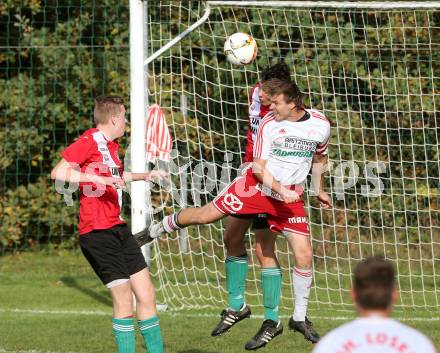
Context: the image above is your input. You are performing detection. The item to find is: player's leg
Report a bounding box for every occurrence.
[224,215,251,311]
[110,281,135,317]
[130,269,157,318]
[245,220,283,350]
[284,232,320,343]
[79,227,137,353]
[122,226,164,353]
[254,221,280,323]
[211,215,252,336]
[109,283,137,353]
[130,269,163,353]
[146,173,258,243]
[148,202,226,239]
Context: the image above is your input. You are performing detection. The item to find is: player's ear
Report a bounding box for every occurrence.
[349,287,357,303]
[391,287,399,305]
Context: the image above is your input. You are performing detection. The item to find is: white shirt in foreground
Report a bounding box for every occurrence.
[313,316,437,353]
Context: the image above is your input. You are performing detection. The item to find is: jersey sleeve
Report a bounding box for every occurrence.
[253,116,273,160]
[62,134,95,166]
[315,122,331,156]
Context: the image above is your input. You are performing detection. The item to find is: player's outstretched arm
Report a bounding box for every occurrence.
[51,158,124,187]
[252,158,300,204]
[311,154,332,208]
[123,170,168,182]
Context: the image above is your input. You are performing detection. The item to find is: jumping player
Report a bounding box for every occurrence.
[139,79,331,350]
[210,63,291,344]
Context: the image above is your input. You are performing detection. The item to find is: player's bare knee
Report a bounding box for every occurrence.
[295,249,313,269]
[135,291,156,308]
[256,241,275,261]
[224,237,246,255]
[257,242,275,257]
[112,292,133,313]
[254,244,275,267]
[259,255,278,268]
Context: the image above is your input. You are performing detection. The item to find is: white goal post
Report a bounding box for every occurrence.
[130,1,440,313]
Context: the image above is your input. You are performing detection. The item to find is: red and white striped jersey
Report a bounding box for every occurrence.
[253,109,330,186]
[146,104,172,162]
[244,82,271,163]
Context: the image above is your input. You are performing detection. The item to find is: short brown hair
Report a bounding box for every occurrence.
[353,257,395,310]
[94,94,125,125]
[261,78,304,109]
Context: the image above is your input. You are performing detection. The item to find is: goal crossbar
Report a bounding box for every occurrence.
[207,1,440,9]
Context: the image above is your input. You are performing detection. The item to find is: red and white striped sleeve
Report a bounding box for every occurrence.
[253,113,274,160]
[311,111,330,156]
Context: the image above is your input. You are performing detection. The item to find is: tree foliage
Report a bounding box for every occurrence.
[1,1,439,255]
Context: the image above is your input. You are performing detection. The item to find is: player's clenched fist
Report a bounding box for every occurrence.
[316,191,332,208]
[280,188,300,204]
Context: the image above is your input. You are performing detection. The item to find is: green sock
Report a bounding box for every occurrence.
[262,267,282,322]
[138,316,163,353]
[226,255,248,311]
[112,317,135,353]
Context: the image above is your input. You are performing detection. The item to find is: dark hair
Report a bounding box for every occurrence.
[261,62,291,82]
[353,257,396,310]
[261,78,304,109]
[94,94,125,125]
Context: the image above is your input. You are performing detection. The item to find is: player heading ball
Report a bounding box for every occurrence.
[137,77,332,349]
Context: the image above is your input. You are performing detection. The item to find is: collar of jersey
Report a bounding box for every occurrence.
[93,128,113,143]
[297,111,310,122]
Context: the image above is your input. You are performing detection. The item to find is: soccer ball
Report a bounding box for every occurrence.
[224,32,258,65]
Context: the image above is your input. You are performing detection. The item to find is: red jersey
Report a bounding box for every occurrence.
[244,82,271,163]
[62,128,125,235]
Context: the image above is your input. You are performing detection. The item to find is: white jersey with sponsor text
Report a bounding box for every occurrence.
[253,109,330,186]
[312,317,437,353]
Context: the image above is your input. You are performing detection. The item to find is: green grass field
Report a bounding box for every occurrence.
[0,251,438,353]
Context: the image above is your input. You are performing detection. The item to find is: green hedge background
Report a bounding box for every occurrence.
[1,1,439,260]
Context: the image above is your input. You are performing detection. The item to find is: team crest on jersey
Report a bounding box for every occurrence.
[250,103,256,112]
[273,136,285,147]
[279,128,286,134]
[221,193,243,213]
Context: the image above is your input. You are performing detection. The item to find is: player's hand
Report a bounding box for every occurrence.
[145,170,169,181]
[92,175,125,189]
[280,188,300,204]
[316,191,332,208]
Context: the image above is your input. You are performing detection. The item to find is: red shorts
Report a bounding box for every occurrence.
[213,170,310,236]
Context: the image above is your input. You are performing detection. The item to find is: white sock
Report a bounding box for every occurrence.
[292,267,312,321]
[162,213,182,233]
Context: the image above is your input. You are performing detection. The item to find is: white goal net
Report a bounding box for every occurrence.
[143,1,440,313]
